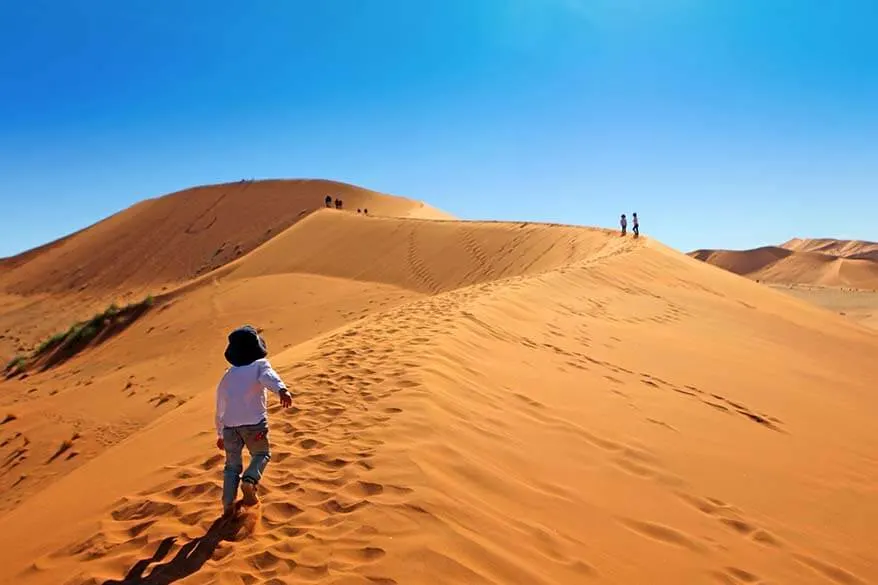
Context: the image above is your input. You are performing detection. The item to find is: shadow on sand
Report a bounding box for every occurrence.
[102,505,256,585]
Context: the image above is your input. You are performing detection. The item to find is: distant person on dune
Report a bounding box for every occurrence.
[324,195,332,208]
[620,214,627,236]
[215,325,293,516]
[363,208,368,215]
[335,198,342,209]
[632,213,639,237]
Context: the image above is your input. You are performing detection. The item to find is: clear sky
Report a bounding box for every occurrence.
[1,0,876,257]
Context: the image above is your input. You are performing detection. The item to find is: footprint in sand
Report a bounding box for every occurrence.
[299,438,323,450]
[712,567,762,584]
[346,480,384,497]
[619,518,707,553]
[794,554,868,585]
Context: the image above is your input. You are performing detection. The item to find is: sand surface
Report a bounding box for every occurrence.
[767,284,878,330]
[1,183,877,585]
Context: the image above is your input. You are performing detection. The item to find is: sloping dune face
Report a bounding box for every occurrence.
[225,211,623,294]
[0,211,876,585]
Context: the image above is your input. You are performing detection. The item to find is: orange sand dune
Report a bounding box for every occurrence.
[0,178,448,297]
[689,246,793,276]
[0,211,618,515]
[1,195,877,585]
[0,179,449,360]
[691,243,878,289]
[221,211,622,294]
[782,237,878,261]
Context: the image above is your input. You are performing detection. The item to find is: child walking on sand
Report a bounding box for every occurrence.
[215,325,293,516]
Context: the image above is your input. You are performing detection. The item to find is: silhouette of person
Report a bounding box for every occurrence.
[335,198,342,209]
[632,213,639,237]
[357,209,361,214]
[324,195,332,208]
[363,208,368,215]
[620,214,627,236]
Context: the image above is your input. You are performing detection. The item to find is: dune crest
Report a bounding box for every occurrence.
[0,189,876,585]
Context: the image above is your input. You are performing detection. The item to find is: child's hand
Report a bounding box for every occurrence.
[216,437,224,450]
[280,390,293,408]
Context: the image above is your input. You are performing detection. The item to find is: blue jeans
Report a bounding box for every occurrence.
[222,420,271,508]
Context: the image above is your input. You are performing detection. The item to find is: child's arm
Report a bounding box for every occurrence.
[258,360,288,393]
[259,361,293,407]
[215,381,226,438]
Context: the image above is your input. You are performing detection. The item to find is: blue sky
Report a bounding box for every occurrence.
[1,0,876,257]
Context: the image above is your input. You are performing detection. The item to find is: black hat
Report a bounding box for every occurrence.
[224,325,267,367]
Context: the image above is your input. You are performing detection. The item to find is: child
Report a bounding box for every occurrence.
[632,212,639,237]
[215,325,293,516]
[620,213,627,236]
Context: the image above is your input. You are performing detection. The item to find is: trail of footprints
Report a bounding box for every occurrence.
[51,286,488,585]
[636,374,784,432]
[405,230,442,294]
[507,371,865,585]
[33,240,854,585]
[520,322,783,434]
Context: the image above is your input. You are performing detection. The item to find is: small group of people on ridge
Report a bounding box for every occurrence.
[324,194,369,215]
[620,213,640,237]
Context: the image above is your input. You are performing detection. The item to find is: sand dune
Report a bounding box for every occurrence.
[782,237,878,261]
[689,246,794,276]
[774,284,878,330]
[0,178,448,298]
[691,242,878,289]
[223,211,623,294]
[1,188,877,585]
[0,179,449,361]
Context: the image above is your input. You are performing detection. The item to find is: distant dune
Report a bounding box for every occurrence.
[690,239,878,289]
[690,239,878,329]
[782,237,878,262]
[689,246,794,276]
[0,185,876,585]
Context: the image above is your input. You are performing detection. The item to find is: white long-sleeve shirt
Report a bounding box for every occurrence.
[215,358,287,436]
